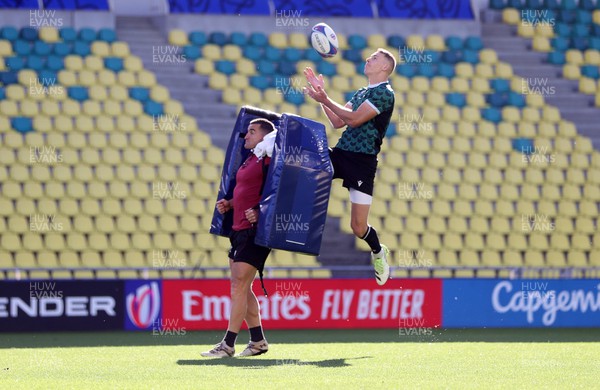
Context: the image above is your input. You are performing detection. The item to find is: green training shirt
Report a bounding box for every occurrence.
[335,81,395,155]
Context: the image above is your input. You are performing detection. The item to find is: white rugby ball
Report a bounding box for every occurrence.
[310,22,338,58]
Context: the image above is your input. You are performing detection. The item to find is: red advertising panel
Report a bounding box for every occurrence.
[161,279,442,330]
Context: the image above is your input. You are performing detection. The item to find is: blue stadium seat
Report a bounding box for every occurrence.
[60,28,77,42]
[104,57,123,72]
[487,92,508,107]
[506,0,522,8]
[543,0,560,10]
[183,45,201,60]
[572,24,590,38]
[356,62,365,74]
[243,46,263,61]
[46,56,64,71]
[317,61,336,77]
[348,35,367,50]
[305,49,323,62]
[68,86,89,101]
[230,32,247,46]
[5,57,25,71]
[397,64,416,78]
[78,28,97,42]
[438,63,455,78]
[589,37,600,50]
[580,0,596,11]
[53,42,71,56]
[512,138,534,153]
[560,0,577,10]
[388,35,405,48]
[551,37,569,51]
[447,92,466,107]
[1,26,19,41]
[524,0,543,9]
[13,40,31,56]
[34,41,52,56]
[20,27,38,41]
[442,50,461,64]
[38,70,57,86]
[257,59,276,75]
[284,91,304,105]
[73,41,91,56]
[343,49,362,63]
[209,32,228,46]
[572,37,589,50]
[446,36,463,50]
[264,46,282,61]
[0,71,18,84]
[463,50,479,64]
[129,87,150,102]
[279,61,296,76]
[559,10,577,24]
[555,23,571,37]
[215,60,236,75]
[11,117,33,133]
[465,37,483,51]
[98,28,117,42]
[491,78,510,92]
[26,55,44,71]
[0,87,5,100]
[249,32,268,47]
[250,75,270,90]
[189,31,207,46]
[481,108,502,123]
[283,48,302,62]
[144,101,164,116]
[508,92,526,107]
[576,10,592,24]
[581,65,600,79]
[489,0,506,10]
[547,51,566,64]
[418,63,436,78]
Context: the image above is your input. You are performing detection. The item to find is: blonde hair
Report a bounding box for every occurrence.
[377,48,396,75]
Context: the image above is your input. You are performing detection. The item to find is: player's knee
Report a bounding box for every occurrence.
[350,220,366,237]
[230,274,249,296]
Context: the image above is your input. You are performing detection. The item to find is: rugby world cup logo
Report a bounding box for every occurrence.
[126,282,161,329]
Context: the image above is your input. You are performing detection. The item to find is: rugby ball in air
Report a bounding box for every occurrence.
[310,23,338,58]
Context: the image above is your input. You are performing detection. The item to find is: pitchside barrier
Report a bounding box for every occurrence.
[1,277,600,332]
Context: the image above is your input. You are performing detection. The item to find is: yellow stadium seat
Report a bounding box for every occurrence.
[222,44,242,61]
[405,35,425,49]
[451,78,469,93]
[195,58,214,75]
[169,29,188,46]
[85,55,104,71]
[426,35,445,50]
[496,62,513,78]
[566,49,584,65]
[269,32,287,48]
[562,63,581,80]
[479,49,498,64]
[202,44,221,60]
[289,33,309,48]
[0,40,13,56]
[517,24,535,38]
[124,56,143,72]
[475,63,494,78]
[502,8,520,24]
[111,42,130,57]
[91,41,110,57]
[532,36,551,52]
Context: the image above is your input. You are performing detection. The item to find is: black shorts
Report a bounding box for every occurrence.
[329,147,378,196]
[228,227,271,272]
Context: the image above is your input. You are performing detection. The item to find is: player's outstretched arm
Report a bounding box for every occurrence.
[306,83,377,128]
[303,67,345,128]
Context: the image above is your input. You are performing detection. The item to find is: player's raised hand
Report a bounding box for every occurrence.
[304,83,328,103]
[303,67,324,89]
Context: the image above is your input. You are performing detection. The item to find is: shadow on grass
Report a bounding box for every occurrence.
[2,329,600,349]
[177,356,372,369]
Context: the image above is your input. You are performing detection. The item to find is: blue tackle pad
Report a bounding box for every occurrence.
[210,106,333,256]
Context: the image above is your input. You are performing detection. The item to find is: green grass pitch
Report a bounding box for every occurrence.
[1,329,599,389]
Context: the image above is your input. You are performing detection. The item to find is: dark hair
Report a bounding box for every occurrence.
[249,118,276,134]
